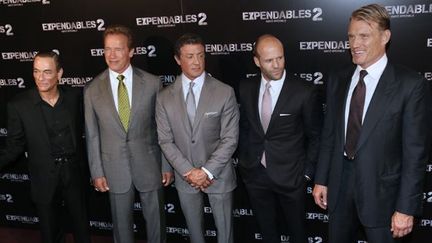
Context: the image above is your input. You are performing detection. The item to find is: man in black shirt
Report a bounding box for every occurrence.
[0,51,91,243]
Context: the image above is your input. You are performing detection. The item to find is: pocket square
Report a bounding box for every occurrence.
[204,112,219,117]
[279,113,292,117]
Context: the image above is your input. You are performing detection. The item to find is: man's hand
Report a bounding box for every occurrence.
[391,211,414,238]
[312,184,328,210]
[162,172,174,186]
[184,168,212,189]
[93,177,110,192]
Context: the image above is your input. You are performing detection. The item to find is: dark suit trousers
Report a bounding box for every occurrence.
[240,164,306,243]
[35,161,90,243]
[329,157,401,243]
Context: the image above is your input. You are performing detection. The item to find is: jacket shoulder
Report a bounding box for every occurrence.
[133,67,160,83]
[85,69,108,90]
[207,75,233,92]
[239,75,259,89]
[391,63,424,83]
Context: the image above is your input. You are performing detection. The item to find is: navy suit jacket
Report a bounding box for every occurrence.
[315,63,430,227]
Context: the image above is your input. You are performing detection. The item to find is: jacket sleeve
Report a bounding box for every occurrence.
[396,75,429,216]
[202,88,239,178]
[0,102,26,170]
[84,84,104,179]
[302,86,323,180]
[314,73,337,186]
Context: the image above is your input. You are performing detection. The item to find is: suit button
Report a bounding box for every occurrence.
[192,140,195,143]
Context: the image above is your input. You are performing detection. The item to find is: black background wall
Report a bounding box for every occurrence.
[0,0,431,242]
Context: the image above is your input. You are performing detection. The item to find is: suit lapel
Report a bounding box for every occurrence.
[338,67,356,149]
[193,75,215,132]
[356,63,397,151]
[250,77,264,135]
[171,76,192,134]
[267,75,293,132]
[99,70,125,133]
[130,69,145,129]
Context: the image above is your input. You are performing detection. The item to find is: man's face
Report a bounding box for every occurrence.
[254,38,285,81]
[104,34,134,73]
[348,19,390,69]
[33,56,62,94]
[175,44,205,80]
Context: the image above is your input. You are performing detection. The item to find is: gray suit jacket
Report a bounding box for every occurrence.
[84,67,171,194]
[156,74,239,194]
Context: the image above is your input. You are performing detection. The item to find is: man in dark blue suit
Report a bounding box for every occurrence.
[313,4,430,243]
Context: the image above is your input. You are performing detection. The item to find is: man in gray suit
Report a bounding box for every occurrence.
[84,25,173,243]
[156,33,239,243]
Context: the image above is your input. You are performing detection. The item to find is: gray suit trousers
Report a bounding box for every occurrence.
[178,191,234,243]
[109,185,165,243]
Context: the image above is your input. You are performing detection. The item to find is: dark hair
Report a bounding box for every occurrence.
[174,33,204,57]
[351,4,390,31]
[35,50,62,71]
[103,24,135,49]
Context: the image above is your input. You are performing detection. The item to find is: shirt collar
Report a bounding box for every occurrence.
[109,65,133,81]
[355,54,387,80]
[35,86,63,106]
[260,69,286,89]
[181,71,206,90]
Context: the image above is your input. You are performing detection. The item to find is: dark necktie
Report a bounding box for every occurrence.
[345,70,368,159]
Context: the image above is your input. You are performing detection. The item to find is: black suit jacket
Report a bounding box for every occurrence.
[315,63,430,227]
[0,87,87,203]
[238,73,322,189]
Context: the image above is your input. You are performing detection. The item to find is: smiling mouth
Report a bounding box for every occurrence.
[352,50,365,55]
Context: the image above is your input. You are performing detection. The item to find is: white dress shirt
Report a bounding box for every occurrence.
[181,72,205,107]
[258,70,286,118]
[344,54,388,139]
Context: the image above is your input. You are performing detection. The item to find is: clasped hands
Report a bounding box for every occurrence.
[184,168,213,191]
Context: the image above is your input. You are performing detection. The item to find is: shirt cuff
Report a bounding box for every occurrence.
[201,167,214,180]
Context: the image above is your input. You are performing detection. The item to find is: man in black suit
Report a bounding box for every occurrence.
[237,34,322,243]
[313,4,430,243]
[0,51,91,243]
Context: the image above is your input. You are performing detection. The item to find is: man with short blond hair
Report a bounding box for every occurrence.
[313,4,430,242]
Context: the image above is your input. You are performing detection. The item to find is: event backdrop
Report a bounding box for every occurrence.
[0,0,431,242]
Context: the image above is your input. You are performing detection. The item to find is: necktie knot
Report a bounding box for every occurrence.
[265,81,271,90]
[189,81,195,91]
[359,70,368,81]
[117,74,125,83]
